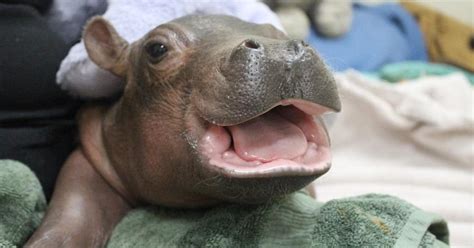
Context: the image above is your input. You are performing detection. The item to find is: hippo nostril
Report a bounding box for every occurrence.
[291,40,304,51]
[241,39,261,50]
[288,40,308,57]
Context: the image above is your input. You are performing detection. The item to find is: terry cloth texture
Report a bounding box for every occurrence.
[0,3,79,200]
[312,71,473,247]
[44,0,108,47]
[0,159,449,248]
[56,0,283,99]
[0,160,46,248]
[401,2,474,72]
[306,3,427,72]
[375,61,474,85]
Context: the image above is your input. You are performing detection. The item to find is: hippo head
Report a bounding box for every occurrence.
[83,15,340,207]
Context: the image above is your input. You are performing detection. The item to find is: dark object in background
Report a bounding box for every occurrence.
[469,35,474,50]
[0,3,79,200]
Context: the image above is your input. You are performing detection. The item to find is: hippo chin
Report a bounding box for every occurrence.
[26,15,340,247]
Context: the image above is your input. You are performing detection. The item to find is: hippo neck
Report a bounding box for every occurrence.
[99,99,173,205]
[102,102,140,203]
[79,103,138,205]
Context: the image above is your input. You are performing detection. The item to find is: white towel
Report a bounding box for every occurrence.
[56,0,283,98]
[312,71,474,247]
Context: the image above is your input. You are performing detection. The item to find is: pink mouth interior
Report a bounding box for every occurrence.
[200,102,332,178]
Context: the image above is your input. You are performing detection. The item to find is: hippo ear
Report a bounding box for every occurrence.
[84,17,129,77]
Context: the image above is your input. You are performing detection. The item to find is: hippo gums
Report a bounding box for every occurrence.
[26,15,340,247]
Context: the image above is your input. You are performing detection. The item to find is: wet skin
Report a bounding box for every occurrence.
[26,15,340,247]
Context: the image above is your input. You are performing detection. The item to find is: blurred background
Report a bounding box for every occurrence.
[264,0,474,73]
[363,0,473,26]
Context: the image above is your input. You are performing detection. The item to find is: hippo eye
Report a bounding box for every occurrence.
[146,42,168,62]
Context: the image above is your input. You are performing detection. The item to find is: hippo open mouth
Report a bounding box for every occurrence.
[199,99,332,178]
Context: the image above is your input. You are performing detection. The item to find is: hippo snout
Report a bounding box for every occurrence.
[193,37,341,126]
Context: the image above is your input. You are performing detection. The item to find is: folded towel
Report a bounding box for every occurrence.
[108,193,449,248]
[44,0,108,47]
[315,71,473,246]
[0,159,449,247]
[56,0,283,99]
[0,160,45,247]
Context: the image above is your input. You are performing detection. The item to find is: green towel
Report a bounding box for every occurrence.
[0,160,450,248]
[0,160,46,248]
[373,61,474,85]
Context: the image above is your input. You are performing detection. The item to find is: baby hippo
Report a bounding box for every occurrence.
[26,15,340,247]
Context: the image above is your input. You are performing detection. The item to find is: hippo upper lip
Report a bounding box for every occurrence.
[194,71,341,126]
[198,98,337,127]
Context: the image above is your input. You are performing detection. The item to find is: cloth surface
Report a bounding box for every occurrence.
[402,2,474,72]
[0,160,45,248]
[44,0,108,47]
[0,160,449,248]
[0,3,79,200]
[312,71,473,247]
[56,0,283,99]
[375,61,474,85]
[307,3,427,72]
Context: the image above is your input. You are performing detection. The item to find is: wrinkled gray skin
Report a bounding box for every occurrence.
[26,15,340,247]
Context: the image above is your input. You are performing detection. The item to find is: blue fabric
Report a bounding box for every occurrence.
[307,4,427,72]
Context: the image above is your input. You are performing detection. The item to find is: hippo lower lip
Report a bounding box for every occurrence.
[199,100,332,178]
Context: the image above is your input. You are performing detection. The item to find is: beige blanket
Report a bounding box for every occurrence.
[313,71,473,247]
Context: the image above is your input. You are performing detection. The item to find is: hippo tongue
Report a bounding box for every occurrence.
[228,111,308,162]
